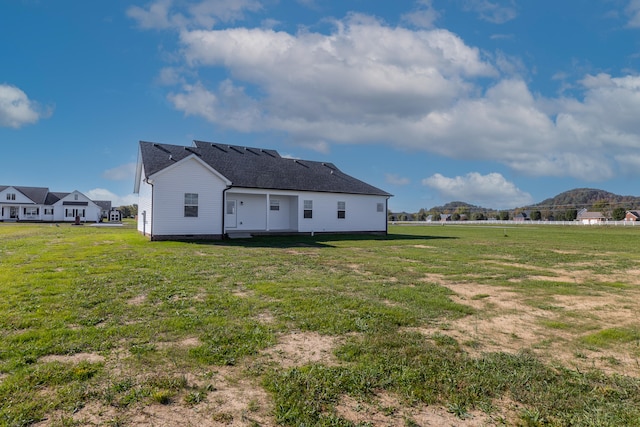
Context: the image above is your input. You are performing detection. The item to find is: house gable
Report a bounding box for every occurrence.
[625,211,640,221]
[1,186,47,204]
[146,153,232,187]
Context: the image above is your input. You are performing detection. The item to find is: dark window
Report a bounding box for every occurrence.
[303,200,313,219]
[337,201,346,219]
[184,193,198,217]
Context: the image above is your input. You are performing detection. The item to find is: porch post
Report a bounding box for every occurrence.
[266,193,270,231]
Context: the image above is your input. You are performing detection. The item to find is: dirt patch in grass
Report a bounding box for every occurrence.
[231,288,252,298]
[256,310,276,324]
[419,273,448,285]
[156,337,201,350]
[347,263,372,276]
[127,294,147,306]
[262,331,340,368]
[498,261,640,287]
[52,366,274,427]
[284,249,320,256]
[40,352,105,364]
[335,391,504,426]
[427,277,640,377]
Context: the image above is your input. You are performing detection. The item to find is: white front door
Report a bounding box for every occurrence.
[9,207,18,219]
[226,200,237,228]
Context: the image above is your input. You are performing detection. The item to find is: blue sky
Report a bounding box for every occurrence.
[2,0,640,212]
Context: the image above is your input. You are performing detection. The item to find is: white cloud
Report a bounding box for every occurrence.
[187,0,262,28]
[86,188,138,207]
[462,0,517,24]
[156,67,186,86]
[402,0,440,29]
[385,173,411,186]
[422,172,533,209]
[102,163,137,181]
[626,0,640,28]
[168,80,263,131]
[127,0,178,29]
[137,9,640,183]
[127,0,261,30]
[0,84,50,129]
[172,15,496,143]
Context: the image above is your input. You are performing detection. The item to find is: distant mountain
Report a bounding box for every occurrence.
[428,201,491,213]
[528,188,640,210]
[422,188,640,214]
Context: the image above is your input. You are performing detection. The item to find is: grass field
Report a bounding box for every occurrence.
[1,222,640,426]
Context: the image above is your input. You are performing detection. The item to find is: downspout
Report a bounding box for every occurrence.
[146,178,154,239]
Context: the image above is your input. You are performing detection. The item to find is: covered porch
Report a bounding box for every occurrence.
[1,205,41,221]
[224,190,299,234]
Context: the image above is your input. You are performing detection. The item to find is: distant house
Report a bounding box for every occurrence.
[440,214,452,222]
[577,210,605,225]
[390,212,413,221]
[134,140,391,240]
[513,212,529,222]
[0,185,103,222]
[94,200,112,220]
[625,211,640,221]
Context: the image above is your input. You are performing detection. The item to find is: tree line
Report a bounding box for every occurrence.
[389,206,631,222]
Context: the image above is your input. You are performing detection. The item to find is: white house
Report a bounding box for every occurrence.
[577,209,606,225]
[134,140,392,240]
[0,185,104,223]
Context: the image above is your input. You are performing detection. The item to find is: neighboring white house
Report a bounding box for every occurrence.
[134,140,392,240]
[0,185,104,223]
[577,209,606,225]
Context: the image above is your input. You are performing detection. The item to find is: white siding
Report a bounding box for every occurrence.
[296,192,387,233]
[233,193,267,230]
[268,195,294,230]
[226,188,387,233]
[149,157,227,237]
[137,172,153,235]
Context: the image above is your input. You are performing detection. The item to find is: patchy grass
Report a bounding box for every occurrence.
[1,222,640,425]
[581,328,640,347]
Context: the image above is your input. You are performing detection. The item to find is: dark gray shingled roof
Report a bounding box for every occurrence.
[94,200,112,211]
[139,140,391,197]
[45,192,67,205]
[0,186,49,204]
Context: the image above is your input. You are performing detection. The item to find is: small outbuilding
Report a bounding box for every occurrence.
[109,208,122,222]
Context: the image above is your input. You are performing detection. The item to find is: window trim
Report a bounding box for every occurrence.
[337,201,346,219]
[184,193,199,218]
[303,200,313,219]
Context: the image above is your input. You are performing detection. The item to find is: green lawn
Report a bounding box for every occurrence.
[1,222,640,426]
